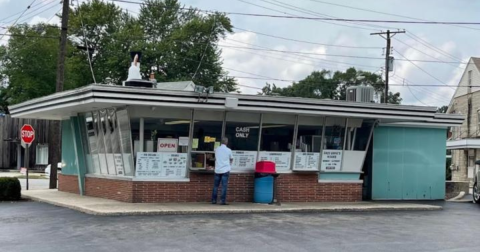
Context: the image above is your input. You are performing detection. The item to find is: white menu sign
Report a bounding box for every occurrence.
[135,152,187,178]
[114,154,125,175]
[258,152,291,171]
[320,150,343,171]
[232,151,257,171]
[294,152,319,171]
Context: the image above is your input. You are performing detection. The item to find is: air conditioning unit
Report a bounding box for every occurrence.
[346,86,375,103]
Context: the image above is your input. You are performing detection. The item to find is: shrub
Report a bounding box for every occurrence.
[0,177,21,201]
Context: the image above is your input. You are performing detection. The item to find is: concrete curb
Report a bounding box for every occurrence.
[22,194,443,216]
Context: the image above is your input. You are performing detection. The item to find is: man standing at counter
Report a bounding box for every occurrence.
[212,137,233,205]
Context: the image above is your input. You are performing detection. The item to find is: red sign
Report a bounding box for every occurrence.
[21,124,35,145]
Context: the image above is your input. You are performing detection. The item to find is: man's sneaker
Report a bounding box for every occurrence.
[221,202,229,205]
[211,201,217,204]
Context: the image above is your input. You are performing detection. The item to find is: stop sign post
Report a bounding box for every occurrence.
[20,124,35,190]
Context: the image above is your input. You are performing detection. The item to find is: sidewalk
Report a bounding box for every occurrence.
[22,190,443,216]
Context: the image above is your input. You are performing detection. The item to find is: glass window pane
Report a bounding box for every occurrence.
[296,116,324,152]
[225,112,260,151]
[353,120,374,151]
[294,116,323,171]
[134,109,192,179]
[193,110,223,152]
[117,109,134,176]
[324,117,346,150]
[144,118,190,153]
[100,110,116,175]
[260,114,295,152]
[93,111,109,175]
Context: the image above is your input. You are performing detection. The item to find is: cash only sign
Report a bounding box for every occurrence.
[21,124,35,190]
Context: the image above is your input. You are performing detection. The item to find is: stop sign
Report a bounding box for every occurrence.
[21,124,35,145]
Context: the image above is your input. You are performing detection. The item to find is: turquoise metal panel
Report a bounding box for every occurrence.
[372,127,389,199]
[402,128,420,200]
[61,119,78,175]
[387,127,404,199]
[373,126,446,200]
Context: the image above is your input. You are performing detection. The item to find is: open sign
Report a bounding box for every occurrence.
[157,138,178,152]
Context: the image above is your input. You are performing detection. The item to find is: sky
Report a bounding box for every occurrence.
[1,0,480,107]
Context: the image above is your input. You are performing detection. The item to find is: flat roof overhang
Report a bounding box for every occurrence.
[447,139,480,150]
[8,84,465,127]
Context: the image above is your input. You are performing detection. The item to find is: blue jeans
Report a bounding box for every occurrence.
[212,172,230,203]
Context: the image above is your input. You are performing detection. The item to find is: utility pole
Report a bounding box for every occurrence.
[370,30,405,103]
[49,0,70,189]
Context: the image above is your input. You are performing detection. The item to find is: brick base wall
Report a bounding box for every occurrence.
[85,177,133,202]
[58,173,362,203]
[58,174,79,194]
[277,174,362,202]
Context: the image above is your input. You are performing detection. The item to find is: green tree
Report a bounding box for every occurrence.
[68,0,236,91]
[0,24,89,105]
[437,105,448,113]
[260,67,402,104]
[259,70,335,98]
[137,0,236,91]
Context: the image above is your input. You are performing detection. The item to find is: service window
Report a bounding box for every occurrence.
[191,110,223,170]
[133,108,192,179]
[225,112,261,172]
[320,117,346,172]
[259,114,295,172]
[293,116,324,171]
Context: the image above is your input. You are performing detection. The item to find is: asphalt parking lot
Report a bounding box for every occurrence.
[1,200,480,252]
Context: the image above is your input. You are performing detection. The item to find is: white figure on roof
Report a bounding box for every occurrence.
[127,54,142,80]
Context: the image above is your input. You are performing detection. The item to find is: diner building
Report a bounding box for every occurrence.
[9,83,463,202]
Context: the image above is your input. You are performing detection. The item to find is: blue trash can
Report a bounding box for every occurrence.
[254,173,274,203]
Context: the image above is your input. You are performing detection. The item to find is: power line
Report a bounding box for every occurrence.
[222,38,381,69]
[218,44,469,64]
[108,0,480,26]
[393,37,463,69]
[16,0,62,25]
[0,33,58,39]
[405,32,462,62]
[303,0,480,31]
[393,49,454,90]
[233,26,381,49]
[0,0,48,23]
[406,84,428,106]
[259,0,399,30]
[238,0,377,31]
[192,15,216,79]
[0,0,38,41]
[76,0,97,84]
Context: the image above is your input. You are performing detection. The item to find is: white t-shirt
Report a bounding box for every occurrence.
[215,144,233,174]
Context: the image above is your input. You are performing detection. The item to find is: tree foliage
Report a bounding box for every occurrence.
[259,67,402,104]
[0,0,236,111]
[436,105,448,113]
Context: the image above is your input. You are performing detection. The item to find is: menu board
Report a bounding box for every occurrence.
[232,151,257,171]
[135,152,187,178]
[258,152,291,171]
[294,152,319,171]
[320,150,343,171]
[114,154,125,175]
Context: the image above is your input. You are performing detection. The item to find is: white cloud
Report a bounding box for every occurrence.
[28,15,60,26]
